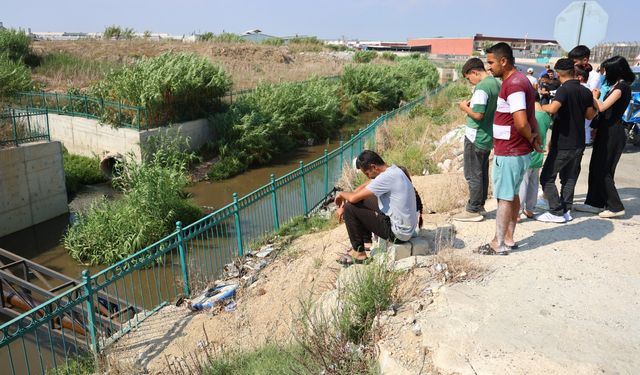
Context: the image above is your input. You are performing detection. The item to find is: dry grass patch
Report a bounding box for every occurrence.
[434,248,487,284]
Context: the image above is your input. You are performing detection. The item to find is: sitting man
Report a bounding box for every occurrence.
[335,150,417,263]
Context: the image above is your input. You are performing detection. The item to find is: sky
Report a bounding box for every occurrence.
[2,0,636,43]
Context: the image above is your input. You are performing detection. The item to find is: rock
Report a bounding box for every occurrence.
[336,264,367,289]
[378,343,414,375]
[256,244,275,258]
[442,159,452,171]
[412,323,422,336]
[387,237,433,263]
[433,263,448,273]
[412,301,424,313]
[223,263,240,278]
[393,255,434,271]
[242,274,257,287]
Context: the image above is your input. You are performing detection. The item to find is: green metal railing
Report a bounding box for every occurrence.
[14,92,149,130]
[0,89,430,374]
[0,108,50,147]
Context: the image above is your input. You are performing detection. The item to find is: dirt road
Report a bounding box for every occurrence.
[416,145,640,374]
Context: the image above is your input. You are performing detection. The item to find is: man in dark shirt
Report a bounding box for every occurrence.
[536,58,596,223]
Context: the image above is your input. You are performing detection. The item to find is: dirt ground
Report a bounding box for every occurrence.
[106,145,640,374]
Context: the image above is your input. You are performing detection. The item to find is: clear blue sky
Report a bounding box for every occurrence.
[2,0,635,42]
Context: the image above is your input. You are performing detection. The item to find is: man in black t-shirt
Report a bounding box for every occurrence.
[536,58,597,223]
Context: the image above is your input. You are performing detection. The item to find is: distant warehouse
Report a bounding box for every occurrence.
[408,33,560,57]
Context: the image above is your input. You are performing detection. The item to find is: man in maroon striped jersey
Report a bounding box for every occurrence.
[477,43,541,256]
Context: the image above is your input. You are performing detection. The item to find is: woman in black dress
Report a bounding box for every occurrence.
[577,56,635,218]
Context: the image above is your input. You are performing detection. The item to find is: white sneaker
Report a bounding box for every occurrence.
[536,212,567,223]
[574,204,603,214]
[563,211,573,222]
[598,210,625,218]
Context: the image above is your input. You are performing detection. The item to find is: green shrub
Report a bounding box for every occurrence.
[327,44,349,52]
[198,32,245,43]
[0,28,31,63]
[288,36,323,45]
[64,134,202,264]
[393,58,439,99]
[210,77,340,178]
[63,151,107,197]
[261,37,284,46]
[207,156,247,180]
[338,262,398,343]
[102,25,134,39]
[381,52,396,61]
[47,354,94,375]
[353,50,377,63]
[341,64,399,111]
[205,344,315,375]
[0,54,32,97]
[90,52,232,127]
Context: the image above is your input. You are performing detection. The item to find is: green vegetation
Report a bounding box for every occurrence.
[205,344,315,375]
[103,25,135,39]
[380,52,396,61]
[377,81,471,175]
[353,50,377,63]
[63,151,107,197]
[90,52,232,126]
[261,37,284,46]
[0,28,31,63]
[288,36,323,45]
[197,32,246,43]
[0,54,32,96]
[47,354,94,375]
[64,133,202,264]
[209,77,341,180]
[276,215,338,240]
[35,52,120,82]
[341,58,439,115]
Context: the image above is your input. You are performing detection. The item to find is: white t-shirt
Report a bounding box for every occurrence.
[526,75,538,88]
[365,165,417,240]
[587,70,601,90]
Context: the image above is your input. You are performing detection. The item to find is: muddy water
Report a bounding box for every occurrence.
[0,111,380,280]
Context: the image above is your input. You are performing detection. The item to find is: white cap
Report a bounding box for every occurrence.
[527,67,534,73]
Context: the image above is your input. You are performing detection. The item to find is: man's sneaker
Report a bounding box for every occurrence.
[535,212,567,223]
[598,210,625,218]
[574,204,603,214]
[453,210,484,222]
[563,211,573,222]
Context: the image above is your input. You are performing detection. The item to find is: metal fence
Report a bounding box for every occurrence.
[0,90,430,374]
[0,108,50,148]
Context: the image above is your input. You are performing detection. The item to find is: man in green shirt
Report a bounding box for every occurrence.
[518,94,552,219]
[454,58,501,222]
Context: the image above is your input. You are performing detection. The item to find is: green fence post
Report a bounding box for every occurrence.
[55,92,60,112]
[339,140,344,168]
[82,270,99,360]
[136,107,141,130]
[45,109,50,141]
[270,174,280,230]
[11,109,18,147]
[358,128,363,152]
[233,193,244,256]
[323,149,329,197]
[84,95,88,115]
[175,221,190,297]
[300,161,308,215]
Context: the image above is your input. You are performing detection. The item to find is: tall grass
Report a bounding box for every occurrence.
[0,28,31,63]
[353,50,377,63]
[209,77,341,180]
[64,134,202,264]
[63,150,107,197]
[90,52,232,127]
[34,52,121,89]
[198,32,246,43]
[375,81,470,175]
[0,54,32,97]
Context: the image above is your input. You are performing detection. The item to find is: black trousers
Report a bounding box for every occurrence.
[585,122,626,212]
[539,146,584,216]
[343,199,397,252]
[463,138,491,213]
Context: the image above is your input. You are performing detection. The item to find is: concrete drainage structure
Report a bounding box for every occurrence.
[100,153,123,179]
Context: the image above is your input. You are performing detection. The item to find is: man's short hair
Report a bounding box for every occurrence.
[356,150,385,171]
[568,45,591,60]
[485,42,515,66]
[554,58,575,77]
[461,58,485,75]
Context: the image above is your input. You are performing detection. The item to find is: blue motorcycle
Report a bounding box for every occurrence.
[623,67,640,145]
